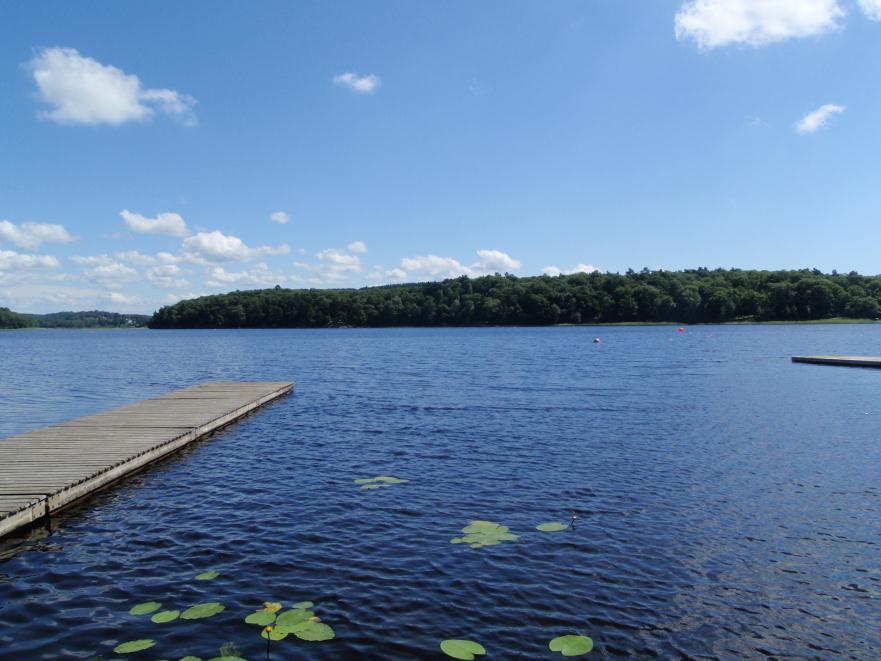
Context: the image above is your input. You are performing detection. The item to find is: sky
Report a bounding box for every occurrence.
[1,0,880,313]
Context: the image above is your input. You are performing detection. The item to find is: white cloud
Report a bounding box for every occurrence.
[146,264,188,289]
[120,209,190,237]
[333,72,381,94]
[675,0,844,49]
[27,47,196,126]
[347,241,368,254]
[399,250,522,279]
[0,250,61,271]
[542,263,600,276]
[368,267,408,282]
[205,263,287,288]
[293,247,364,282]
[859,0,881,19]
[70,254,113,266]
[83,261,138,288]
[794,103,846,134]
[475,249,521,272]
[0,220,74,250]
[182,230,288,263]
[108,292,141,305]
[400,255,470,279]
[270,211,290,224]
[114,250,158,265]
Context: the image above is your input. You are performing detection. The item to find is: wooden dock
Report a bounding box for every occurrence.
[0,381,293,539]
[792,355,881,368]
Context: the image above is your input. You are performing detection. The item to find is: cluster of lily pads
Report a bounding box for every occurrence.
[109,501,595,658]
[354,475,409,490]
[246,599,335,643]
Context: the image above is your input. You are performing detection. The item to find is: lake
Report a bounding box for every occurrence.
[1,325,880,658]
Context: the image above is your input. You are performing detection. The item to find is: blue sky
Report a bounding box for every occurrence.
[1,0,880,313]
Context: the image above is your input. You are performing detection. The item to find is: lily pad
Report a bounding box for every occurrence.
[195,570,219,581]
[294,621,335,642]
[245,610,276,626]
[151,609,179,623]
[181,602,225,620]
[451,520,518,550]
[129,601,162,615]
[113,639,156,653]
[292,600,314,609]
[360,483,390,490]
[537,522,569,532]
[549,634,594,656]
[276,608,314,626]
[261,601,283,613]
[180,657,204,661]
[440,639,486,659]
[261,626,289,641]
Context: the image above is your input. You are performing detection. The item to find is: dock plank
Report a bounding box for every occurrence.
[0,380,293,538]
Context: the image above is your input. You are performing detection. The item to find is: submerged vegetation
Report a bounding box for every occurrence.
[150,268,881,328]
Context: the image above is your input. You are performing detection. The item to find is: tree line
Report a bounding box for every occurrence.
[149,268,881,328]
[0,309,151,329]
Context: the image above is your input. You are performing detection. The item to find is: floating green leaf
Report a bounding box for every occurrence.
[179,657,204,661]
[440,639,486,659]
[276,608,314,626]
[151,609,179,623]
[129,601,161,615]
[292,601,314,609]
[537,522,569,532]
[451,520,518,550]
[181,602,225,620]
[549,634,594,656]
[195,570,220,581]
[261,626,289,641]
[113,639,156,653]
[245,610,276,626]
[295,622,335,642]
[360,483,389,490]
[260,601,283,613]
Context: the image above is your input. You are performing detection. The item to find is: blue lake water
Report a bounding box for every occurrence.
[1,326,880,659]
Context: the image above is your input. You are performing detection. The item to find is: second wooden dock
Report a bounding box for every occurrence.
[792,355,881,368]
[0,380,293,539]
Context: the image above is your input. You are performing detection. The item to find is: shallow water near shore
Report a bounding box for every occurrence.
[1,325,880,658]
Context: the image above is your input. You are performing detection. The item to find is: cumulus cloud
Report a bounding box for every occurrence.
[542,263,600,276]
[475,249,521,271]
[120,209,189,237]
[399,250,521,279]
[347,241,368,254]
[0,220,74,250]
[795,103,846,134]
[859,0,881,19]
[0,249,61,271]
[108,292,141,305]
[27,47,196,126]
[333,72,381,94]
[146,264,188,289]
[368,267,408,282]
[270,211,290,224]
[675,0,844,49]
[83,261,138,288]
[205,263,287,288]
[182,230,289,263]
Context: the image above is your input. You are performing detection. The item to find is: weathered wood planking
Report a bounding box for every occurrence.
[792,356,881,368]
[0,381,293,538]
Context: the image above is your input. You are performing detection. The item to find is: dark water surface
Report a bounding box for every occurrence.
[1,326,880,659]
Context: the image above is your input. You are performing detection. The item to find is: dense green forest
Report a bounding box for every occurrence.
[0,309,151,329]
[150,269,881,328]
